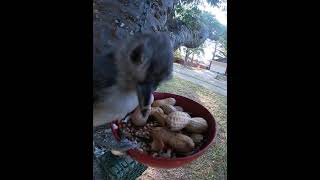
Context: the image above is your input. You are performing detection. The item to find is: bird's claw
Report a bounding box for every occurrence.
[111,138,139,156]
[122,114,131,123]
[111,123,119,130]
[110,116,138,156]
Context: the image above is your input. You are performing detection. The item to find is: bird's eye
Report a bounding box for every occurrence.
[130,44,144,64]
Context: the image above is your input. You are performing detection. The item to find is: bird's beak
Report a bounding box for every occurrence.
[136,83,153,117]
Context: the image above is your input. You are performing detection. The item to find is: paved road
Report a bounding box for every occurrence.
[173,63,227,96]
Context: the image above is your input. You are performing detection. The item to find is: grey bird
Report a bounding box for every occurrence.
[93,32,173,153]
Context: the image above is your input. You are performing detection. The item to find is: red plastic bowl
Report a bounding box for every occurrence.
[112,92,217,168]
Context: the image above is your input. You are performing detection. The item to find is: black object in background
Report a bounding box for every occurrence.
[0,1,92,180]
[228,0,320,179]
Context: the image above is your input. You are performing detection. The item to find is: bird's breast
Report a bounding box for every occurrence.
[93,87,139,127]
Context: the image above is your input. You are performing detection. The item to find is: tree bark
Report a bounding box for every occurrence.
[209,60,212,70]
[191,53,195,64]
[94,0,212,57]
[184,49,191,67]
[212,41,218,61]
[166,18,209,50]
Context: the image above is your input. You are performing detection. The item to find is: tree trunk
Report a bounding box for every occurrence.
[184,49,190,67]
[191,53,195,64]
[212,41,218,61]
[167,18,209,50]
[94,0,213,57]
[209,60,213,70]
[208,41,218,70]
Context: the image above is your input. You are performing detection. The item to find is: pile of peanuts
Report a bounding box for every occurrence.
[121,95,208,158]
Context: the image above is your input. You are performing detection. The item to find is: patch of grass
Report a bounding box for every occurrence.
[148,76,227,180]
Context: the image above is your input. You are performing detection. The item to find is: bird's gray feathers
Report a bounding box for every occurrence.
[93,52,118,103]
[93,32,173,126]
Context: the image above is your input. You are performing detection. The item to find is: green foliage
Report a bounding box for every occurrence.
[207,0,220,6]
[200,11,225,36]
[217,31,227,58]
[179,0,221,7]
[175,4,203,29]
[217,46,227,58]
[174,48,183,59]
[175,0,227,59]
[189,44,205,57]
[174,2,226,37]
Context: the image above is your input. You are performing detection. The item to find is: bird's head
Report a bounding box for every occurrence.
[116,32,174,116]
